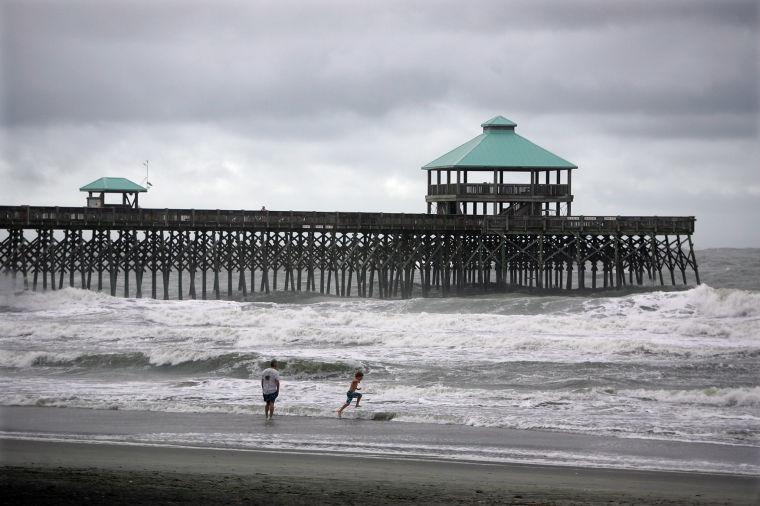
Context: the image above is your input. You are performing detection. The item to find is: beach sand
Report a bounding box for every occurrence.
[4,439,759,505]
[1,406,758,504]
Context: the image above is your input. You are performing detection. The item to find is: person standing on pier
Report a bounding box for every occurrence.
[261,360,280,420]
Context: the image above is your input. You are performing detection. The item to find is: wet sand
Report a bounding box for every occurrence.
[1,438,758,505]
[1,406,759,504]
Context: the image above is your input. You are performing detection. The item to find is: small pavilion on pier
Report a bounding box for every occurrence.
[423,116,577,216]
[80,177,147,209]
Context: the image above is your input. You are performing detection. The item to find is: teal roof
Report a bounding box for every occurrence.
[79,177,147,193]
[423,116,577,170]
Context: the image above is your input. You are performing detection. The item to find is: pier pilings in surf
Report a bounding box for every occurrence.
[0,207,699,299]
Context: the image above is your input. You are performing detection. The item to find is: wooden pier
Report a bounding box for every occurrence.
[0,206,698,299]
[0,116,700,299]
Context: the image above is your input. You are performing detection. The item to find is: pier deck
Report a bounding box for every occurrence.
[0,206,694,235]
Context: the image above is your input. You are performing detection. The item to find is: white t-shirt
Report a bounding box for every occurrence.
[261,368,280,395]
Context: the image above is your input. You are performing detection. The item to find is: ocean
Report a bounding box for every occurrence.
[1,248,758,474]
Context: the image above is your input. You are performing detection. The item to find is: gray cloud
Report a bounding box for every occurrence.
[2,0,756,128]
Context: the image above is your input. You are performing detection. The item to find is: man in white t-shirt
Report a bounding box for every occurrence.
[261,359,280,420]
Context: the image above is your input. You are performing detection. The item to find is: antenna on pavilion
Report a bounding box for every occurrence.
[142,160,153,189]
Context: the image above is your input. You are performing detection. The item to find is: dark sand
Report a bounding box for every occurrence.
[3,439,759,504]
[1,406,758,504]
[0,439,760,504]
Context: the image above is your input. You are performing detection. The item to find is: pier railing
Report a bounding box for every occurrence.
[0,206,694,235]
[484,215,694,234]
[428,183,570,199]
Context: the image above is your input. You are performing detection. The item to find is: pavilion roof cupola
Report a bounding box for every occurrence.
[481,115,517,131]
[80,177,147,209]
[423,116,577,217]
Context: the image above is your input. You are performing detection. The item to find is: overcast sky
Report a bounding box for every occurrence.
[1,0,758,247]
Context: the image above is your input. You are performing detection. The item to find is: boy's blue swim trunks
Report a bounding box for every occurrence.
[263,392,278,403]
[346,390,362,403]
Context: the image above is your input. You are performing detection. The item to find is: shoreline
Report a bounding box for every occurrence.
[3,438,759,505]
[2,405,759,475]
[1,406,759,503]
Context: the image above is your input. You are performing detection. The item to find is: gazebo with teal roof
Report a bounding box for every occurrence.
[79,177,147,209]
[423,116,577,216]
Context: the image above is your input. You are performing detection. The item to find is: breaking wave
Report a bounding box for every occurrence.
[0,349,364,380]
[1,285,758,366]
[1,250,758,450]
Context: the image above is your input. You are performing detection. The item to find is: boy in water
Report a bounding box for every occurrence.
[261,359,280,420]
[337,371,363,417]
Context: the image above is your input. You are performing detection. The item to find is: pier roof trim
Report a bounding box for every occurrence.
[423,116,577,171]
[79,177,147,193]
[481,115,517,129]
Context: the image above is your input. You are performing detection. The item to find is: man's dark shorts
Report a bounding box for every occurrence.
[263,392,278,403]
